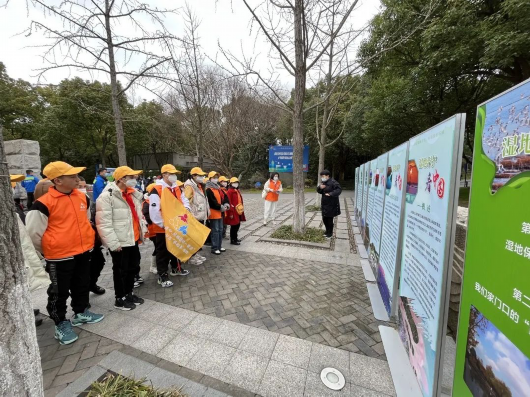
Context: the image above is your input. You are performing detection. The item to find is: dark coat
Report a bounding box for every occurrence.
[317,178,342,217]
[224,188,246,226]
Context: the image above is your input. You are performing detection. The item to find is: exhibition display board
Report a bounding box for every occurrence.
[361,162,370,234]
[377,142,408,318]
[365,160,378,247]
[397,114,465,396]
[354,167,360,217]
[453,80,530,397]
[368,153,388,263]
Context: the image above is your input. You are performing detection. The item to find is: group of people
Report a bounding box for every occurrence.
[10,162,248,345]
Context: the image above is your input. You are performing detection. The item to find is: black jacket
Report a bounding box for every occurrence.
[317,178,342,217]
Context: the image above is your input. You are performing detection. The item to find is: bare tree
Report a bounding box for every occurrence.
[27,0,181,165]
[0,125,44,396]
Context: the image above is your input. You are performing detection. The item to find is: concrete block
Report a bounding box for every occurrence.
[56,365,107,397]
[187,340,236,379]
[157,332,203,367]
[258,360,307,397]
[308,343,350,384]
[145,367,189,390]
[209,319,250,348]
[271,334,312,369]
[131,325,179,356]
[304,371,351,396]
[238,326,279,358]
[349,352,395,396]
[99,350,155,379]
[220,350,269,394]
[110,317,152,345]
[181,313,223,338]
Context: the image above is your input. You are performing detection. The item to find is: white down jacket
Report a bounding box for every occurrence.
[96,182,146,251]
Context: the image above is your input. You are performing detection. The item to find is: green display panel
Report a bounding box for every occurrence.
[453,80,530,397]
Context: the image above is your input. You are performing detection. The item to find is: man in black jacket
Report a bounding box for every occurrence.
[317,170,342,239]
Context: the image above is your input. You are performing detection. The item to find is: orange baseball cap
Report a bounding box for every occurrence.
[161,164,181,174]
[43,161,86,181]
[113,166,142,181]
[190,167,206,175]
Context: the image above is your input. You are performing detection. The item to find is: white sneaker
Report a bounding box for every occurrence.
[196,254,206,262]
[212,250,221,255]
[158,277,173,288]
[189,256,202,266]
[150,257,157,274]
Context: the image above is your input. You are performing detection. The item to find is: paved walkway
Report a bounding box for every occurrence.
[35,191,397,395]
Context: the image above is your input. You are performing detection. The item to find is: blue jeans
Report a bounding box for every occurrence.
[210,218,223,251]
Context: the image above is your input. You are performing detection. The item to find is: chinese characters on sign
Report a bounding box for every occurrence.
[502,133,530,158]
[505,222,530,259]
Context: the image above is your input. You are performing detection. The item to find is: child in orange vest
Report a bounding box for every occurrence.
[206,171,229,255]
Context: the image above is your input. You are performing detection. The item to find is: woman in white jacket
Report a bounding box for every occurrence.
[96,166,146,311]
[263,172,283,225]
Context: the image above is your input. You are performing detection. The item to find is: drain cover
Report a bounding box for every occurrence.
[320,367,346,391]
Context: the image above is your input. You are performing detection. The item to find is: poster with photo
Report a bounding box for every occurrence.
[378,142,408,317]
[369,153,388,270]
[453,79,530,397]
[398,114,464,396]
[354,167,360,218]
[361,162,370,235]
[365,160,378,248]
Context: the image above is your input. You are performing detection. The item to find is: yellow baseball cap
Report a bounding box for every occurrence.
[161,164,181,174]
[43,161,86,181]
[113,166,142,181]
[190,167,206,176]
[146,183,156,192]
[204,177,209,182]
[230,177,240,183]
[208,171,219,178]
[219,176,229,182]
[10,174,25,183]
[176,180,184,187]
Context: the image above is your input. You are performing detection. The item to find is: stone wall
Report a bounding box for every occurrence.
[5,139,41,175]
[448,207,469,338]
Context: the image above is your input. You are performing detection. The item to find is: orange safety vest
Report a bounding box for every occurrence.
[37,188,95,259]
[266,179,281,202]
[151,184,183,234]
[208,188,223,220]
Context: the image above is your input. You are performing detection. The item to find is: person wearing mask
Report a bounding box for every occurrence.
[96,166,146,310]
[225,177,246,245]
[206,171,229,255]
[26,161,104,345]
[149,164,191,288]
[219,176,229,239]
[11,174,26,222]
[92,168,107,202]
[263,172,283,225]
[317,169,342,239]
[34,179,54,201]
[142,183,159,274]
[21,169,40,209]
[183,167,208,265]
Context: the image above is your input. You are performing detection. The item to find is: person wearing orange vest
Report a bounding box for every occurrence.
[142,183,159,274]
[206,171,230,255]
[219,176,229,238]
[263,172,283,225]
[225,177,246,245]
[96,166,146,311]
[149,164,191,287]
[26,161,104,345]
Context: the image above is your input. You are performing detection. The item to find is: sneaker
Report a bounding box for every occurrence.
[189,256,204,266]
[170,268,190,276]
[71,309,105,326]
[220,248,226,252]
[55,320,78,345]
[126,293,144,306]
[231,241,241,245]
[150,257,158,274]
[114,297,136,311]
[212,250,221,255]
[135,276,144,284]
[325,235,332,239]
[196,254,206,262]
[236,239,242,243]
[158,275,174,288]
[90,285,106,295]
[133,280,141,288]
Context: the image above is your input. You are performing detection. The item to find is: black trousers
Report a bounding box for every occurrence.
[27,192,35,209]
[89,247,106,289]
[155,233,181,276]
[323,216,334,236]
[230,223,241,242]
[45,251,91,325]
[110,243,140,299]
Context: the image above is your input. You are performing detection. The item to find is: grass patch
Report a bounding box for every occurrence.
[87,373,186,397]
[458,187,470,208]
[306,205,321,212]
[270,225,326,243]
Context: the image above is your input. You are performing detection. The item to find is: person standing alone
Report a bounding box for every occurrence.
[263,172,283,225]
[317,170,342,239]
[96,166,146,310]
[22,169,40,209]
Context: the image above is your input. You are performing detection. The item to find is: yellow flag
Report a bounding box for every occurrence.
[161,188,210,262]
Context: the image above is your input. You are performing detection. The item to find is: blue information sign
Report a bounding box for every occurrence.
[269,145,309,172]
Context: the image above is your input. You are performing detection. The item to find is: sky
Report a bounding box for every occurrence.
[0,0,381,103]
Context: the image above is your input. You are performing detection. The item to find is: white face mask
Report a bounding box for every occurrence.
[220,182,227,187]
[232,183,239,189]
[78,188,87,194]
[273,176,279,181]
[125,179,137,188]
[196,176,205,183]
[321,177,329,182]
[211,178,219,184]
[168,174,178,184]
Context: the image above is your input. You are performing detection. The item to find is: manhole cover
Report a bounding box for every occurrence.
[320,367,346,391]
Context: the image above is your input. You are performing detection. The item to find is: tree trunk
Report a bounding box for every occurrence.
[292,0,306,233]
[105,0,127,166]
[0,125,44,396]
